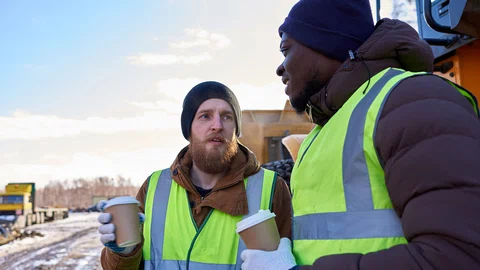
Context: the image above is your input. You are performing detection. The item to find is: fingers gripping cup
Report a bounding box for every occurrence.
[103,196,141,248]
[236,209,280,251]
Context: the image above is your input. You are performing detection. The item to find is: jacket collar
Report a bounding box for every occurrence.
[307,18,434,126]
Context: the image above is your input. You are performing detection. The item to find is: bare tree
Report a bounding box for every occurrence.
[36,176,140,209]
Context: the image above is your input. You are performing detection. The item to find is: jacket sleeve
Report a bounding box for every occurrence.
[271,175,293,240]
[299,75,480,269]
[100,178,149,270]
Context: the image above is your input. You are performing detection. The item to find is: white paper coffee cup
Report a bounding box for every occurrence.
[104,196,141,248]
[236,209,280,251]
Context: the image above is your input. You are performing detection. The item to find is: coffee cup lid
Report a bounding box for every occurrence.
[235,209,276,234]
[104,196,140,209]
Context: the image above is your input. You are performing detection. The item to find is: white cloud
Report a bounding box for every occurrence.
[130,77,202,113]
[129,28,228,67]
[2,78,288,142]
[0,145,184,187]
[126,53,211,66]
[2,152,19,159]
[153,78,289,110]
[170,28,231,49]
[170,39,211,49]
[130,100,181,114]
[131,77,288,113]
[1,78,290,188]
[229,82,289,110]
[209,33,231,49]
[0,109,180,141]
[156,78,202,101]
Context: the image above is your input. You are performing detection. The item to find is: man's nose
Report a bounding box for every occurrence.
[210,115,223,131]
[276,62,285,77]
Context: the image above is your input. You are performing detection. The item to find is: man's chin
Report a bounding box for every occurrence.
[205,146,225,156]
[205,144,224,153]
[289,98,308,115]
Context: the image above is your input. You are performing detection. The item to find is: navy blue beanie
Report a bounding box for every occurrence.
[181,81,241,140]
[279,0,375,62]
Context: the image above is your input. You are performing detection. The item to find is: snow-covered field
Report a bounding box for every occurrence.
[0,213,104,270]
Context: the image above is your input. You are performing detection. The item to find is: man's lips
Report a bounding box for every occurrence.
[206,135,225,144]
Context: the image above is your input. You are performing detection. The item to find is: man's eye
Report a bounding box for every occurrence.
[200,114,210,119]
[223,115,233,120]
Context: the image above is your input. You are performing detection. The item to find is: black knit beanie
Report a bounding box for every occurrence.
[279,0,375,62]
[181,81,241,140]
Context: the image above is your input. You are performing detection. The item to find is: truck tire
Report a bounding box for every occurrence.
[261,159,294,191]
[39,213,45,224]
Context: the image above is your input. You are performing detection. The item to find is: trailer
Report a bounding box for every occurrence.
[0,182,69,238]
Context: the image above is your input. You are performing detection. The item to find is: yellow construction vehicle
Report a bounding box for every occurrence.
[239,100,314,164]
[418,0,479,96]
[238,101,314,184]
[0,182,69,234]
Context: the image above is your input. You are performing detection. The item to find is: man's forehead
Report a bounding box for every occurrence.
[196,98,233,112]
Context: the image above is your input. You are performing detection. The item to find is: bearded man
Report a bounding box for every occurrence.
[98,81,292,270]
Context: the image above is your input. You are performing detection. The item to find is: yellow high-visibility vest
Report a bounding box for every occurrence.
[143,168,278,269]
[291,68,479,265]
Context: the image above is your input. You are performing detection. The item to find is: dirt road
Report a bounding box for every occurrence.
[0,213,104,270]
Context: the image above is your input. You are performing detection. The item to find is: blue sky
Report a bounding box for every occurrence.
[1,1,175,117]
[0,0,417,187]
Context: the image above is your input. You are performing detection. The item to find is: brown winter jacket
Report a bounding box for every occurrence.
[100,143,292,269]
[298,18,480,270]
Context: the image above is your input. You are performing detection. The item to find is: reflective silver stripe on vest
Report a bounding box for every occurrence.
[294,68,405,240]
[145,260,239,270]
[145,168,266,269]
[343,68,403,211]
[235,169,265,268]
[149,169,172,264]
[294,209,403,240]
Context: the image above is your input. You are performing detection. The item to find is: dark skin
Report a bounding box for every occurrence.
[276,33,342,114]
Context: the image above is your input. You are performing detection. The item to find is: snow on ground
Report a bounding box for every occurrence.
[0,213,104,270]
[0,212,100,257]
[6,228,103,270]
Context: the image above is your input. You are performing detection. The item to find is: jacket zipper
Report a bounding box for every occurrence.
[297,128,322,167]
[185,180,241,268]
[186,208,214,270]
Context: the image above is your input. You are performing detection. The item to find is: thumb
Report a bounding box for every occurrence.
[278,237,292,250]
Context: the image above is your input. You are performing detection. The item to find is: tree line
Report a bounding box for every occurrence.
[35,176,140,209]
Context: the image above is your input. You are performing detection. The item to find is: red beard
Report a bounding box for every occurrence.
[190,133,238,174]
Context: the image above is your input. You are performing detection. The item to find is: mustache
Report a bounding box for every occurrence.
[205,134,227,143]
